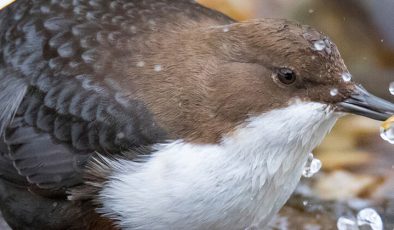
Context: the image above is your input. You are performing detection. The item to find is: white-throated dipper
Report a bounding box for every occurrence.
[0,0,393,229]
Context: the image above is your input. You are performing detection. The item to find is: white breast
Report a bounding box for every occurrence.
[98,102,339,229]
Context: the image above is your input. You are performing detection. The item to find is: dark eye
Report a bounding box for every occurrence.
[277,68,296,85]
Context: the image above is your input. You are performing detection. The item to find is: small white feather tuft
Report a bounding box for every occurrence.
[0,75,27,136]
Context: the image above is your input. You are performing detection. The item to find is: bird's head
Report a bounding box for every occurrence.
[127,18,394,143]
[201,19,394,120]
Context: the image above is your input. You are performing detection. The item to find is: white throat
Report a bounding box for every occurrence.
[98,102,338,229]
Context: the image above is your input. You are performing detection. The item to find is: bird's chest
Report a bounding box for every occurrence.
[99,103,338,229]
[186,141,311,229]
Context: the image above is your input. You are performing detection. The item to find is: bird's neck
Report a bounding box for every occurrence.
[97,102,338,229]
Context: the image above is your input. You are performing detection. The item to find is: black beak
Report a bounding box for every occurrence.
[337,85,394,121]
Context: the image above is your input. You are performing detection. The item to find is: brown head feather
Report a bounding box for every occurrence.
[111,19,353,143]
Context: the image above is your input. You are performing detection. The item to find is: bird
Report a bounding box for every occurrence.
[0,0,393,229]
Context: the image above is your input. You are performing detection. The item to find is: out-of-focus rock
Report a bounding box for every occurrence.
[317,151,372,171]
[337,116,381,137]
[317,116,380,152]
[316,132,357,152]
[314,171,384,200]
[269,206,337,230]
[372,171,394,200]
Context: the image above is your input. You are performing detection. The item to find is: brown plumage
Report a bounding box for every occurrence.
[124,19,354,143]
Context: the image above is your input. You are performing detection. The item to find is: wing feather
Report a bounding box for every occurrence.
[0,72,27,135]
[0,0,229,194]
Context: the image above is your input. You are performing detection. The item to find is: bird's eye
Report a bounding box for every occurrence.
[277,68,296,85]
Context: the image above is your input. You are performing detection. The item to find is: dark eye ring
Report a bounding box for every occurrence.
[277,68,296,85]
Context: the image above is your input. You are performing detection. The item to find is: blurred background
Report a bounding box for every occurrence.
[197,0,394,229]
[0,0,392,229]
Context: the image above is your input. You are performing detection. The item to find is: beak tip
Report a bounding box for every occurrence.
[337,85,394,121]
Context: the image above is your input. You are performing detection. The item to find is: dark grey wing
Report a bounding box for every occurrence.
[5,116,90,190]
[0,0,232,193]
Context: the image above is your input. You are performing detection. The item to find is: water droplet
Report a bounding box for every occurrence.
[308,9,314,13]
[380,39,384,43]
[311,55,316,60]
[154,64,162,72]
[337,217,358,230]
[302,153,322,178]
[389,82,394,95]
[313,40,326,51]
[357,208,383,230]
[380,116,394,144]
[380,126,394,144]
[330,88,338,96]
[303,200,308,206]
[116,132,125,139]
[342,72,352,82]
[223,26,229,32]
[137,61,145,67]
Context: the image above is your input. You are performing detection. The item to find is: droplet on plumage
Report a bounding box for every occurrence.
[154,64,162,72]
[341,72,352,82]
[330,88,338,96]
[313,40,326,51]
[223,26,229,32]
[308,9,314,14]
[137,61,145,67]
[116,132,125,139]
